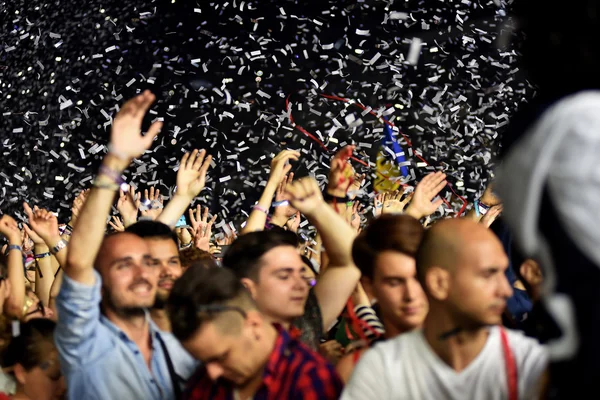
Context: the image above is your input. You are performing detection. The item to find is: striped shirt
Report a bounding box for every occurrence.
[183,325,343,400]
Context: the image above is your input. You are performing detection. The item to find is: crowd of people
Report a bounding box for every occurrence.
[3,1,600,398]
[0,90,550,400]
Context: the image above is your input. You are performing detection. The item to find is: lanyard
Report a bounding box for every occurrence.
[500,328,518,400]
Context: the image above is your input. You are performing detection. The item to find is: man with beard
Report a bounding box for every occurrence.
[54,91,198,400]
[126,220,182,332]
[342,219,548,400]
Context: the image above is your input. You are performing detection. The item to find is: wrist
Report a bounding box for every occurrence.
[404,206,422,220]
[302,202,328,219]
[7,236,21,246]
[270,214,288,227]
[103,153,130,172]
[172,191,194,202]
[33,244,50,253]
[326,186,347,198]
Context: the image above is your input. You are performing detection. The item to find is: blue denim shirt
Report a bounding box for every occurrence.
[55,270,198,400]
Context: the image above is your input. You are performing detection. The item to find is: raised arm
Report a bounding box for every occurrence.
[156,149,212,228]
[0,215,26,318]
[285,178,360,331]
[404,171,447,220]
[66,91,162,284]
[241,149,300,234]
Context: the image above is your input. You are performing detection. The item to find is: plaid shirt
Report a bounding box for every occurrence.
[183,325,343,400]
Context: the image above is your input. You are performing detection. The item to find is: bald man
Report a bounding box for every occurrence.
[342,219,548,400]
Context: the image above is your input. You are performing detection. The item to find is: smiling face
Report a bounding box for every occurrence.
[369,251,428,333]
[96,233,160,313]
[242,246,310,324]
[144,238,182,308]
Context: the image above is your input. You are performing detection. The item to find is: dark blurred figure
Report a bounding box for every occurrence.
[498,1,600,397]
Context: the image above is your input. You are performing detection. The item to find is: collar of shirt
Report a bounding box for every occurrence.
[262,324,293,388]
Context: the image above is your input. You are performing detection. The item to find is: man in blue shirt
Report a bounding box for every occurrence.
[55,91,204,400]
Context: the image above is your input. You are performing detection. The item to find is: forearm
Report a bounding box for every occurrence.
[241,181,277,234]
[308,203,355,267]
[157,193,193,228]
[48,267,63,316]
[4,241,25,318]
[67,154,127,283]
[33,244,53,306]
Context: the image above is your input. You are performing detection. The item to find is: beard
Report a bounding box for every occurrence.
[102,282,152,318]
[153,290,168,310]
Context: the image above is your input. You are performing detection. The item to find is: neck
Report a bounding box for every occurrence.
[422,308,490,372]
[262,314,292,331]
[382,316,414,339]
[150,308,171,332]
[236,323,279,399]
[104,306,150,344]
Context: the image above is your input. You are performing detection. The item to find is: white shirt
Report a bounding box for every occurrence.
[341,326,548,400]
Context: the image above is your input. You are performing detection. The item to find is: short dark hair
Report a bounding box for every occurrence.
[125,220,178,245]
[222,230,298,281]
[352,215,424,280]
[167,266,253,342]
[1,318,56,371]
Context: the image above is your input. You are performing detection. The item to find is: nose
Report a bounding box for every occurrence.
[498,274,513,299]
[206,363,225,381]
[404,278,420,302]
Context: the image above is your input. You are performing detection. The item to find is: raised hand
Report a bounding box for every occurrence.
[347,173,366,200]
[273,174,298,220]
[327,145,356,197]
[480,204,503,228]
[382,190,413,215]
[284,177,325,217]
[108,216,125,232]
[348,201,363,232]
[71,189,90,224]
[189,205,217,237]
[23,224,45,245]
[285,211,301,233]
[175,149,212,199]
[140,187,163,220]
[117,185,140,226]
[193,214,216,252]
[269,150,300,186]
[109,90,162,160]
[373,193,384,217]
[405,172,447,220]
[23,203,60,245]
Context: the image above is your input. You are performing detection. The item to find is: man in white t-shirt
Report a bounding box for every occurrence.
[342,219,548,400]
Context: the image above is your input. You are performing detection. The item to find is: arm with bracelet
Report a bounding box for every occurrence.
[23,220,54,307]
[24,204,68,306]
[241,149,300,234]
[0,215,26,318]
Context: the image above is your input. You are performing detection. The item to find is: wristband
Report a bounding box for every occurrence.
[179,242,192,250]
[272,200,289,208]
[323,192,350,203]
[34,252,51,260]
[50,239,68,255]
[4,245,22,256]
[65,224,74,233]
[92,180,121,191]
[475,200,490,217]
[252,205,268,214]
[98,165,125,185]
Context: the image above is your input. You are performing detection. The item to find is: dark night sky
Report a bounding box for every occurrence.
[0,0,532,231]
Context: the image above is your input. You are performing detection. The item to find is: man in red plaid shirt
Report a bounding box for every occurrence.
[167,264,343,400]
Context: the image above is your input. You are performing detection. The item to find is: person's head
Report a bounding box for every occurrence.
[126,221,181,309]
[23,288,54,321]
[95,232,160,318]
[2,319,65,400]
[168,266,274,386]
[353,214,428,333]
[223,230,310,324]
[179,247,214,270]
[415,219,512,329]
[0,255,11,315]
